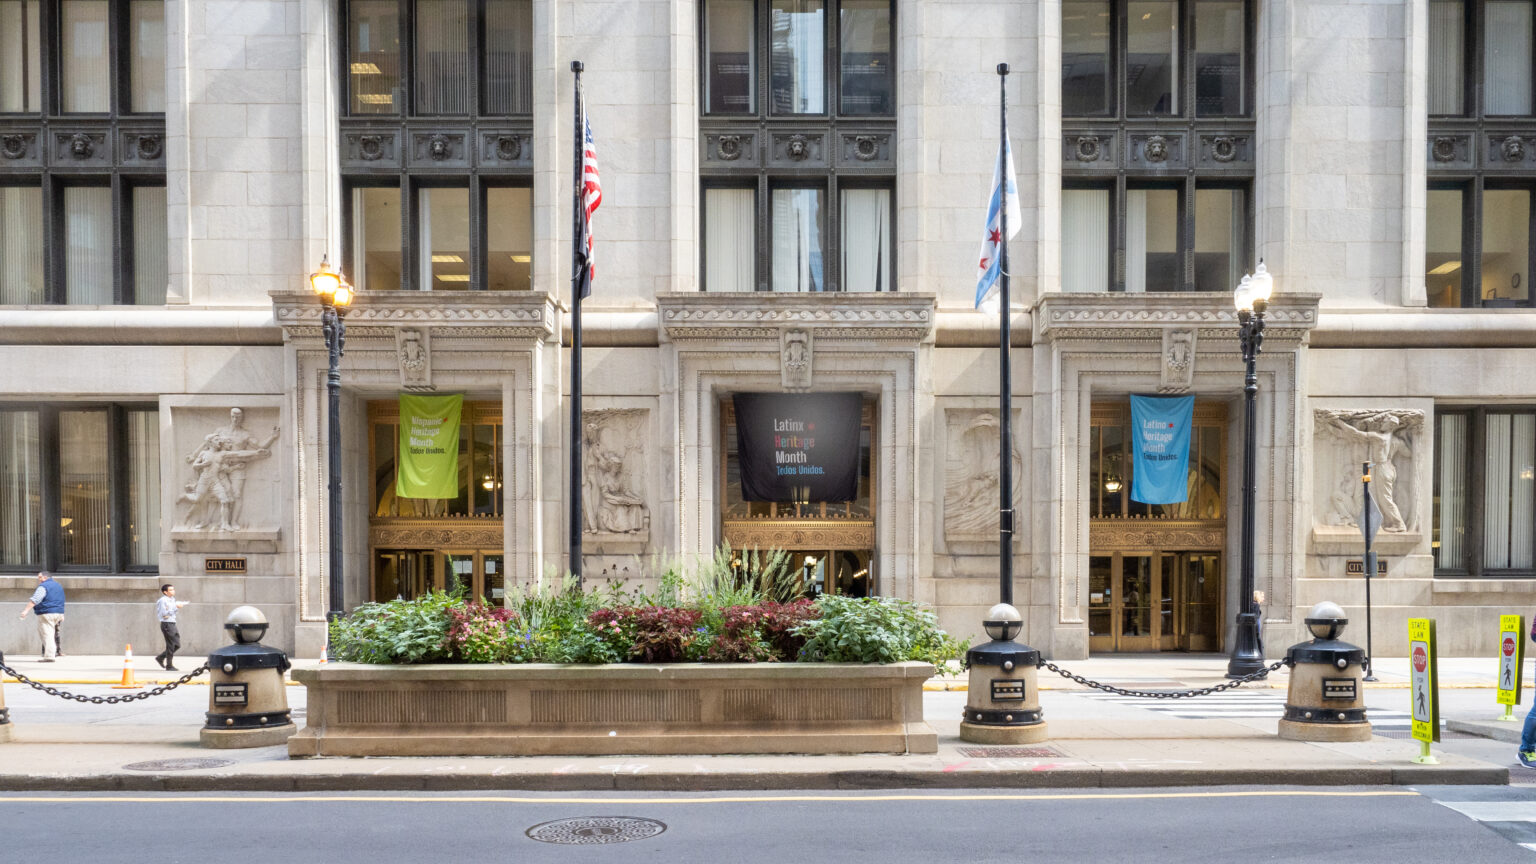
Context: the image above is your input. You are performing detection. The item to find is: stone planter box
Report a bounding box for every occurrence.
[289,661,937,757]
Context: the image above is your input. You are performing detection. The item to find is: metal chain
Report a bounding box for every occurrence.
[0,662,208,704]
[1039,657,1292,699]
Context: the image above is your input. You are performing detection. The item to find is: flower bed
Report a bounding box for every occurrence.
[293,557,958,757]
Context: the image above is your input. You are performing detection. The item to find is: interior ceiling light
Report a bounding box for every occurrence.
[350,62,382,75]
[436,274,471,282]
[431,254,463,263]
[1427,261,1462,275]
[357,94,393,105]
[510,254,532,263]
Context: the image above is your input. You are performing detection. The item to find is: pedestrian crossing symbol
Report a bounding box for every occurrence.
[1408,618,1439,744]
[1497,614,1525,707]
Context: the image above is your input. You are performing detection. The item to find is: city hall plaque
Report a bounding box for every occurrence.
[204,557,247,574]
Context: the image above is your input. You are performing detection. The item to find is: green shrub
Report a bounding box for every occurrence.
[327,591,461,664]
[794,595,967,666]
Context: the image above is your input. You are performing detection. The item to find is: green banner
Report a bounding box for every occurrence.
[397,393,462,499]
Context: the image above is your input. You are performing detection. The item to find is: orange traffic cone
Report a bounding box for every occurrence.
[319,646,328,664]
[111,643,142,689]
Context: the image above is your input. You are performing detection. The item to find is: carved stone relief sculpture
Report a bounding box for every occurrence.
[1158,329,1196,392]
[396,328,432,390]
[179,407,279,532]
[582,409,650,539]
[944,410,1023,542]
[1314,409,1424,533]
[781,329,812,390]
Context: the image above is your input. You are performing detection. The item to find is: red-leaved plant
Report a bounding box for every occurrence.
[443,601,518,663]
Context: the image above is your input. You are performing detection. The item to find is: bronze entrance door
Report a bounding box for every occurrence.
[1087,550,1223,653]
[1087,399,1227,653]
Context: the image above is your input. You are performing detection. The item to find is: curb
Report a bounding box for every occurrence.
[0,763,1509,793]
[1446,718,1525,745]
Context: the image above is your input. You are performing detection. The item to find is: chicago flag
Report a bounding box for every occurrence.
[974,133,1022,308]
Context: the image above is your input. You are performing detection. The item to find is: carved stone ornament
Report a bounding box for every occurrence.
[1144,135,1169,163]
[0,133,26,160]
[781,329,813,390]
[1211,136,1238,163]
[582,409,650,539]
[944,410,1022,542]
[495,134,521,161]
[396,328,432,390]
[178,407,280,533]
[717,134,743,161]
[1158,328,1196,393]
[135,134,163,160]
[427,134,452,161]
[786,134,810,160]
[1074,136,1102,162]
[1431,136,1458,163]
[1313,409,1425,534]
[68,132,94,159]
[853,135,879,161]
[1502,135,1527,163]
[358,134,385,161]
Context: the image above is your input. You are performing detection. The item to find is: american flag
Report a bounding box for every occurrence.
[576,109,602,298]
[974,132,1021,308]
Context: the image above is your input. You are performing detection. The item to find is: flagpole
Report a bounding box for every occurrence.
[569,60,585,587]
[996,63,1013,607]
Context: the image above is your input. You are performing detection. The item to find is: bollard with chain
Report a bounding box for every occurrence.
[202,606,295,749]
[0,651,9,743]
[1039,657,1291,700]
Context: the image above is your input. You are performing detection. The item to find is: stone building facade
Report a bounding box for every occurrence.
[1,0,1532,659]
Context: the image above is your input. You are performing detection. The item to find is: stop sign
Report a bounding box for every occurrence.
[1505,637,1517,657]
[1413,644,1427,673]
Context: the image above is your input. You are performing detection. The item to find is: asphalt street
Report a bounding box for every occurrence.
[2,786,1532,863]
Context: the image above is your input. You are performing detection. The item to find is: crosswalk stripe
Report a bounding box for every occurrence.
[1435,802,1536,822]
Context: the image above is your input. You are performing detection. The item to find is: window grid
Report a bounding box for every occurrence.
[699,0,896,293]
[1427,0,1536,308]
[0,403,159,574]
[1434,407,1536,576]
[0,0,167,305]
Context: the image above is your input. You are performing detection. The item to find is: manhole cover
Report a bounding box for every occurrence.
[958,746,1066,759]
[122,758,234,772]
[526,817,667,845]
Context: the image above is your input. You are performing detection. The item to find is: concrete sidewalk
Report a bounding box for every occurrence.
[0,654,1528,792]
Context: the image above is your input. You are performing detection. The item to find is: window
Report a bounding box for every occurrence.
[1060,0,1254,293]
[1436,408,1535,575]
[0,404,159,572]
[370,401,502,519]
[1427,0,1536,307]
[700,0,895,292]
[0,0,168,305]
[341,0,533,291]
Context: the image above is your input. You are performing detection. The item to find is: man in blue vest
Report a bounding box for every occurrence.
[17,572,65,662]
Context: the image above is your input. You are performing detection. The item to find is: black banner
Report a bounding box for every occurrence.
[734,392,862,502]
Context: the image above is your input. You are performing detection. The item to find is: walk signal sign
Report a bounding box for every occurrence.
[1408,618,1439,744]
[1497,614,1525,707]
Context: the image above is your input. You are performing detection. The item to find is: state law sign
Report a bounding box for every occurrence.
[1408,618,1439,744]
[1497,614,1525,707]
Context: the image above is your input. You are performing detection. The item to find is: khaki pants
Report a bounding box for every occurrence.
[36,613,63,659]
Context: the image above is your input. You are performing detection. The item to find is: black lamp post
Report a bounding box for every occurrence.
[1227,260,1272,679]
[311,256,353,623]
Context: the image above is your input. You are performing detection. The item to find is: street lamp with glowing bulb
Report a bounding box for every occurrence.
[1227,260,1272,678]
[311,255,353,623]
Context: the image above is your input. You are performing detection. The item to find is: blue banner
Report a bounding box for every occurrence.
[1130,395,1195,505]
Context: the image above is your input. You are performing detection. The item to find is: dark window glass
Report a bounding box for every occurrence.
[770,0,825,114]
[1063,0,1111,115]
[1426,188,1464,308]
[839,0,891,115]
[415,0,471,115]
[0,0,42,113]
[349,0,401,114]
[1194,0,1243,116]
[1127,0,1178,114]
[484,0,532,114]
[704,0,755,114]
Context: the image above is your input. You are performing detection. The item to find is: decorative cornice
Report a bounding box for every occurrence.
[657,293,935,344]
[271,290,558,342]
[1035,293,1321,344]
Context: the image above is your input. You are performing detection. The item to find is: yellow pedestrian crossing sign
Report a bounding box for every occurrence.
[1497,614,1525,707]
[1408,618,1439,744]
